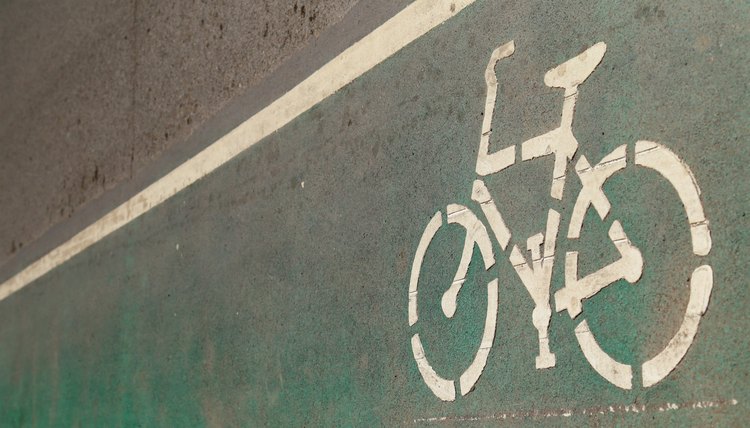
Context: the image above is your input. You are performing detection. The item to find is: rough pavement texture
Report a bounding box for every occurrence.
[0,1,746,425]
[0,0,359,268]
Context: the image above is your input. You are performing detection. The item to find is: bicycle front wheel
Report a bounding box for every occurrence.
[562,142,712,389]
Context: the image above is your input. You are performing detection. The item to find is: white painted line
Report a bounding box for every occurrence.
[574,320,632,389]
[411,333,456,401]
[0,0,476,302]
[642,265,713,387]
[409,210,442,327]
[412,397,739,424]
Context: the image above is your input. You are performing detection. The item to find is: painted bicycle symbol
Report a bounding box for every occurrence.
[408,41,713,401]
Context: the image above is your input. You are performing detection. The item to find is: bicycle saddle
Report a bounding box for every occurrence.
[544,42,606,92]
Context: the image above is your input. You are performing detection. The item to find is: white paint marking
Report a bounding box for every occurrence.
[409,211,442,327]
[558,220,643,318]
[521,43,607,200]
[471,180,511,250]
[544,42,607,96]
[642,265,713,387]
[508,209,560,369]
[574,320,632,389]
[412,397,738,423]
[459,278,498,396]
[0,0,476,302]
[476,41,516,177]
[411,334,456,401]
[568,145,627,239]
[410,203,497,401]
[441,204,495,318]
[411,41,714,398]
[634,141,711,256]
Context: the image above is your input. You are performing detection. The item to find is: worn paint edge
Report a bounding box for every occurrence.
[0,0,476,302]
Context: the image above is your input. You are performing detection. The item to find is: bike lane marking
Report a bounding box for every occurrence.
[0,0,476,303]
[409,39,716,398]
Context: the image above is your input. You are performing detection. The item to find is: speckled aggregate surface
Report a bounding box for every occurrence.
[0,1,747,425]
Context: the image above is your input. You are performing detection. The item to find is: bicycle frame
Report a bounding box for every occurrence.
[465,40,641,371]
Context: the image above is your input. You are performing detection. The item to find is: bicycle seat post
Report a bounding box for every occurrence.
[559,86,579,130]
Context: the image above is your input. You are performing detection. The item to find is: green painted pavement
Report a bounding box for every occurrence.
[1,1,748,425]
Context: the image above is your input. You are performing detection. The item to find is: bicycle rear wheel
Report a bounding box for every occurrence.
[408,204,497,400]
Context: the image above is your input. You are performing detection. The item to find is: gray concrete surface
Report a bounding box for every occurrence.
[0,0,364,268]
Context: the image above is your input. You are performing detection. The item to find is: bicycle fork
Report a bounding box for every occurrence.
[468,179,560,369]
